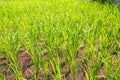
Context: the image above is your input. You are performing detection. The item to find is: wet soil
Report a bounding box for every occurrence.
[0,46,119,80]
[0,50,86,80]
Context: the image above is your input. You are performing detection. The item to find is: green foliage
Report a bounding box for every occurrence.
[0,0,120,80]
[92,0,113,3]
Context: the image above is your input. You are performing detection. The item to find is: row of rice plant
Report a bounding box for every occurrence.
[0,0,120,80]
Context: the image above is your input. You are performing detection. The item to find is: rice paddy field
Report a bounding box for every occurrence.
[0,0,120,80]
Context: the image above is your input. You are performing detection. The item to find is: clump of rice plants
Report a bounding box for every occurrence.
[0,0,120,80]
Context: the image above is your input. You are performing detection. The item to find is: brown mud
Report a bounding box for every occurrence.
[0,46,119,80]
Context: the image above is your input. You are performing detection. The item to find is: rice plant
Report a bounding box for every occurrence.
[0,0,120,80]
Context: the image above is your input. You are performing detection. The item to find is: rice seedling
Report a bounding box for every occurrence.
[0,0,120,80]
